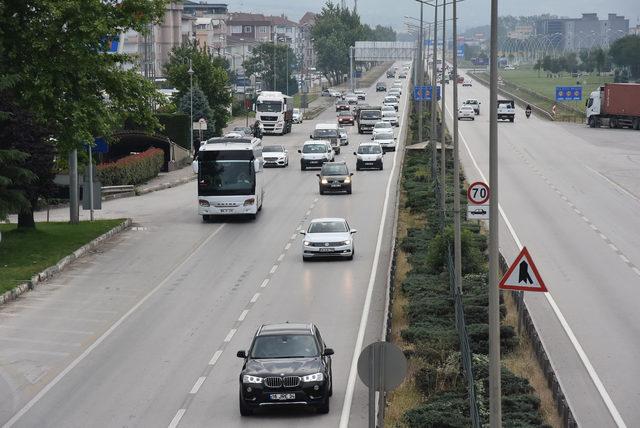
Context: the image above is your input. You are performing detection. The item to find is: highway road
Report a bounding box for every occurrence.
[0,65,410,427]
[443,71,640,427]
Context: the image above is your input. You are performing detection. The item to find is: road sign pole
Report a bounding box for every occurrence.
[88,144,94,222]
[489,0,502,425]
[418,2,424,144]
[69,149,79,224]
[452,0,461,292]
[368,347,375,428]
[431,0,438,179]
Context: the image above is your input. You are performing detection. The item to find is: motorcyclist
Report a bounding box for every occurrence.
[525,104,532,119]
[253,120,264,138]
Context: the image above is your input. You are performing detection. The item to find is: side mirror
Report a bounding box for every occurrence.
[323,348,335,356]
[297,149,302,153]
[350,173,354,176]
[299,230,306,235]
[236,350,247,358]
[310,134,313,139]
[353,152,357,156]
[394,138,397,141]
[371,137,374,140]
[316,174,320,177]
[350,229,358,234]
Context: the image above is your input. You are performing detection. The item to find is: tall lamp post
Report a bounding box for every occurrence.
[240,38,248,126]
[188,58,194,154]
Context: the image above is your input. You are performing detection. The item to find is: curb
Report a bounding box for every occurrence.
[135,174,196,196]
[0,218,133,306]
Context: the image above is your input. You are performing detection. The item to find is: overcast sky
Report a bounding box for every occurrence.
[227,0,639,32]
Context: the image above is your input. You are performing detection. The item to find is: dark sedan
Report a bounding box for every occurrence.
[317,162,352,195]
[237,323,333,415]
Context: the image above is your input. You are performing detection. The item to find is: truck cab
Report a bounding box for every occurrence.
[255,91,293,135]
[497,100,515,122]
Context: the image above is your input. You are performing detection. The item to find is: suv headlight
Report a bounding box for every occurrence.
[344,177,351,184]
[302,372,324,382]
[243,375,263,384]
[341,240,352,246]
[304,241,311,246]
[321,178,328,184]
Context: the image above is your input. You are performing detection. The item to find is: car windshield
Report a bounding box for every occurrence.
[384,98,397,103]
[383,111,396,117]
[308,221,348,233]
[358,145,382,154]
[198,158,254,196]
[322,164,348,176]
[361,111,381,119]
[263,145,284,153]
[256,100,282,112]
[302,144,327,153]
[375,122,392,129]
[313,129,338,138]
[293,109,300,114]
[233,127,250,133]
[339,111,351,116]
[373,133,391,141]
[250,334,319,359]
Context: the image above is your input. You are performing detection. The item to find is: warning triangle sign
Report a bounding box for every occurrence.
[499,247,548,292]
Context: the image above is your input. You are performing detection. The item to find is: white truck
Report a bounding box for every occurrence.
[254,91,293,135]
[497,99,515,122]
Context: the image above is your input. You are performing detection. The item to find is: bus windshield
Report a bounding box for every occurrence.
[198,159,255,196]
[257,101,282,112]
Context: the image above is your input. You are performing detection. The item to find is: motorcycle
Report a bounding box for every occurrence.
[525,106,532,119]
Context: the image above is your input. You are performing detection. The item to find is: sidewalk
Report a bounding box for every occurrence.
[135,164,195,195]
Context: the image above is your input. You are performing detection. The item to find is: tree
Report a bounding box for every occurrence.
[609,35,640,79]
[164,41,232,137]
[0,149,34,222]
[0,96,55,228]
[243,43,298,95]
[179,86,215,142]
[0,1,168,153]
[312,2,367,85]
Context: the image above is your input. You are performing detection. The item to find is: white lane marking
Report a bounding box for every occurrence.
[238,309,249,322]
[284,243,291,251]
[633,267,640,276]
[599,233,608,241]
[223,329,237,343]
[168,409,186,428]
[1,224,227,428]
[445,101,628,428]
[290,233,298,240]
[189,376,206,394]
[250,293,260,303]
[585,165,640,204]
[260,279,269,288]
[340,77,408,428]
[305,210,311,216]
[581,215,590,222]
[7,304,117,315]
[208,350,223,366]
[590,224,599,231]
[619,254,629,264]
[0,337,81,347]
[608,243,619,252]
[314,198,318,202]
[0,325,94,335]
[277,253,285,262]
[269,265,278,274]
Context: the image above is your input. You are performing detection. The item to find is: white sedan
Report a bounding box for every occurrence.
[262,144,289,167]
[383,95,399,111]
[381,110,399,127]
[372,132,397,152]
[372,121,394,139]
[301,218,357,260]
[458,105,476,120]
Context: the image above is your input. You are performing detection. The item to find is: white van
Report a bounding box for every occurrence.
[310,123,341,154]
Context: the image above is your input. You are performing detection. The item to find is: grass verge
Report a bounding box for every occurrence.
[0,220,124,294]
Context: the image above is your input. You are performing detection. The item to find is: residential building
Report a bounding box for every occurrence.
[537,13,630,51]
[183,1,229,55]
[269,15,300,55]
[298,12,317,74]
[225,13,273,73]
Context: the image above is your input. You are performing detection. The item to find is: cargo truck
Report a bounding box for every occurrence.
[586,83,640,130]
[355,105,382,134]
[255,91,293,135]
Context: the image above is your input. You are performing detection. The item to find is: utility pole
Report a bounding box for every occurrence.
[489,0,502,425]
[188,59,194,154]
[350,46,354,91]
[440,0,447,214]
[430,0,438,179]
[273,34,277,91]
[69,150,79,224]
[452,0,461,292]
[418,2,424,144]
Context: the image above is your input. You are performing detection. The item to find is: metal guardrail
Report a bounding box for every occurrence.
[433,178,481,428]
[101,185,134,194]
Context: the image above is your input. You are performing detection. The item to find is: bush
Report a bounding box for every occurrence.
[97,147,164,186]
[403,390,471,428]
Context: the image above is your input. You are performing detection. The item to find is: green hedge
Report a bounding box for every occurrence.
[396,149,547,427]
[97,147,164,186]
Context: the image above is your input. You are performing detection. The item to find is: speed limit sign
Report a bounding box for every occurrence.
[467,181,490,205]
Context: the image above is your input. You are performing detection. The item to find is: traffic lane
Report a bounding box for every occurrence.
[444,77,627,426]
[7,164,328,427]
[179,70,410,427]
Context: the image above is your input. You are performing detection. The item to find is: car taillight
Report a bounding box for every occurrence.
[243,198,255,206]
[199,200,210,207]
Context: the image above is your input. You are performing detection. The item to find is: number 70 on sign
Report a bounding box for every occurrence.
[467,181,490,205]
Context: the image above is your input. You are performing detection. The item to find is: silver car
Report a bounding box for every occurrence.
[292,108,303,123]
[301,218,357,260]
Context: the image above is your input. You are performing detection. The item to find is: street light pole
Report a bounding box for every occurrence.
[452,0,461,292]
[188,58,194,154]
[489,0,501,425]
[440,0,447,214]
[273,34,277,91]
[431,0,438,179]
[418,2,424,144]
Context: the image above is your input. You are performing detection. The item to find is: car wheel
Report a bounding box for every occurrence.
[316,397,330,414]
[356,165,361,171]
[379,162,384,170]
[301,162,306,171]
[319,187,324,195]
[239,391,253,416]
[202,215,210,222]
[346,185,352,194]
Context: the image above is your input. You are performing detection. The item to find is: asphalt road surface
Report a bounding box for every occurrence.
[0,64,410,427]
[445,70,640,427]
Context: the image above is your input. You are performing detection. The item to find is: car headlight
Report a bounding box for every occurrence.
[243,375,263,384]
[344,177,351,184]
[302,372,324,382]
[304,241,311,246]
[321,178,328,184]
[341,240,352,246]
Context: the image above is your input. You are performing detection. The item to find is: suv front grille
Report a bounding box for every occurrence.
[263,376,301,388]
[309,241,345,247]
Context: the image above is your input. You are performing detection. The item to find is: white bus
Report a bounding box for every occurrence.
[196,136,264,221]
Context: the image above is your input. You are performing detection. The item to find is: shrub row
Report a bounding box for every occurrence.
[97,147,164,186]
[397,149,546,427]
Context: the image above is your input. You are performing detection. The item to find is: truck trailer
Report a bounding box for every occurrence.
[586,83,640,130]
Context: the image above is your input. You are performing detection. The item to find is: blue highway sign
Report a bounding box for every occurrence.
[555,86,582,101]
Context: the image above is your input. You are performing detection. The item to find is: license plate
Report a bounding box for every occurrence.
[270,393,296,401]
[220,209,233,213]
[319,248,334,252]
[365,162,374,165]
[331,184,341,187]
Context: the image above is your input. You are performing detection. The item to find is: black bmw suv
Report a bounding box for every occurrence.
[237,323,334,415]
